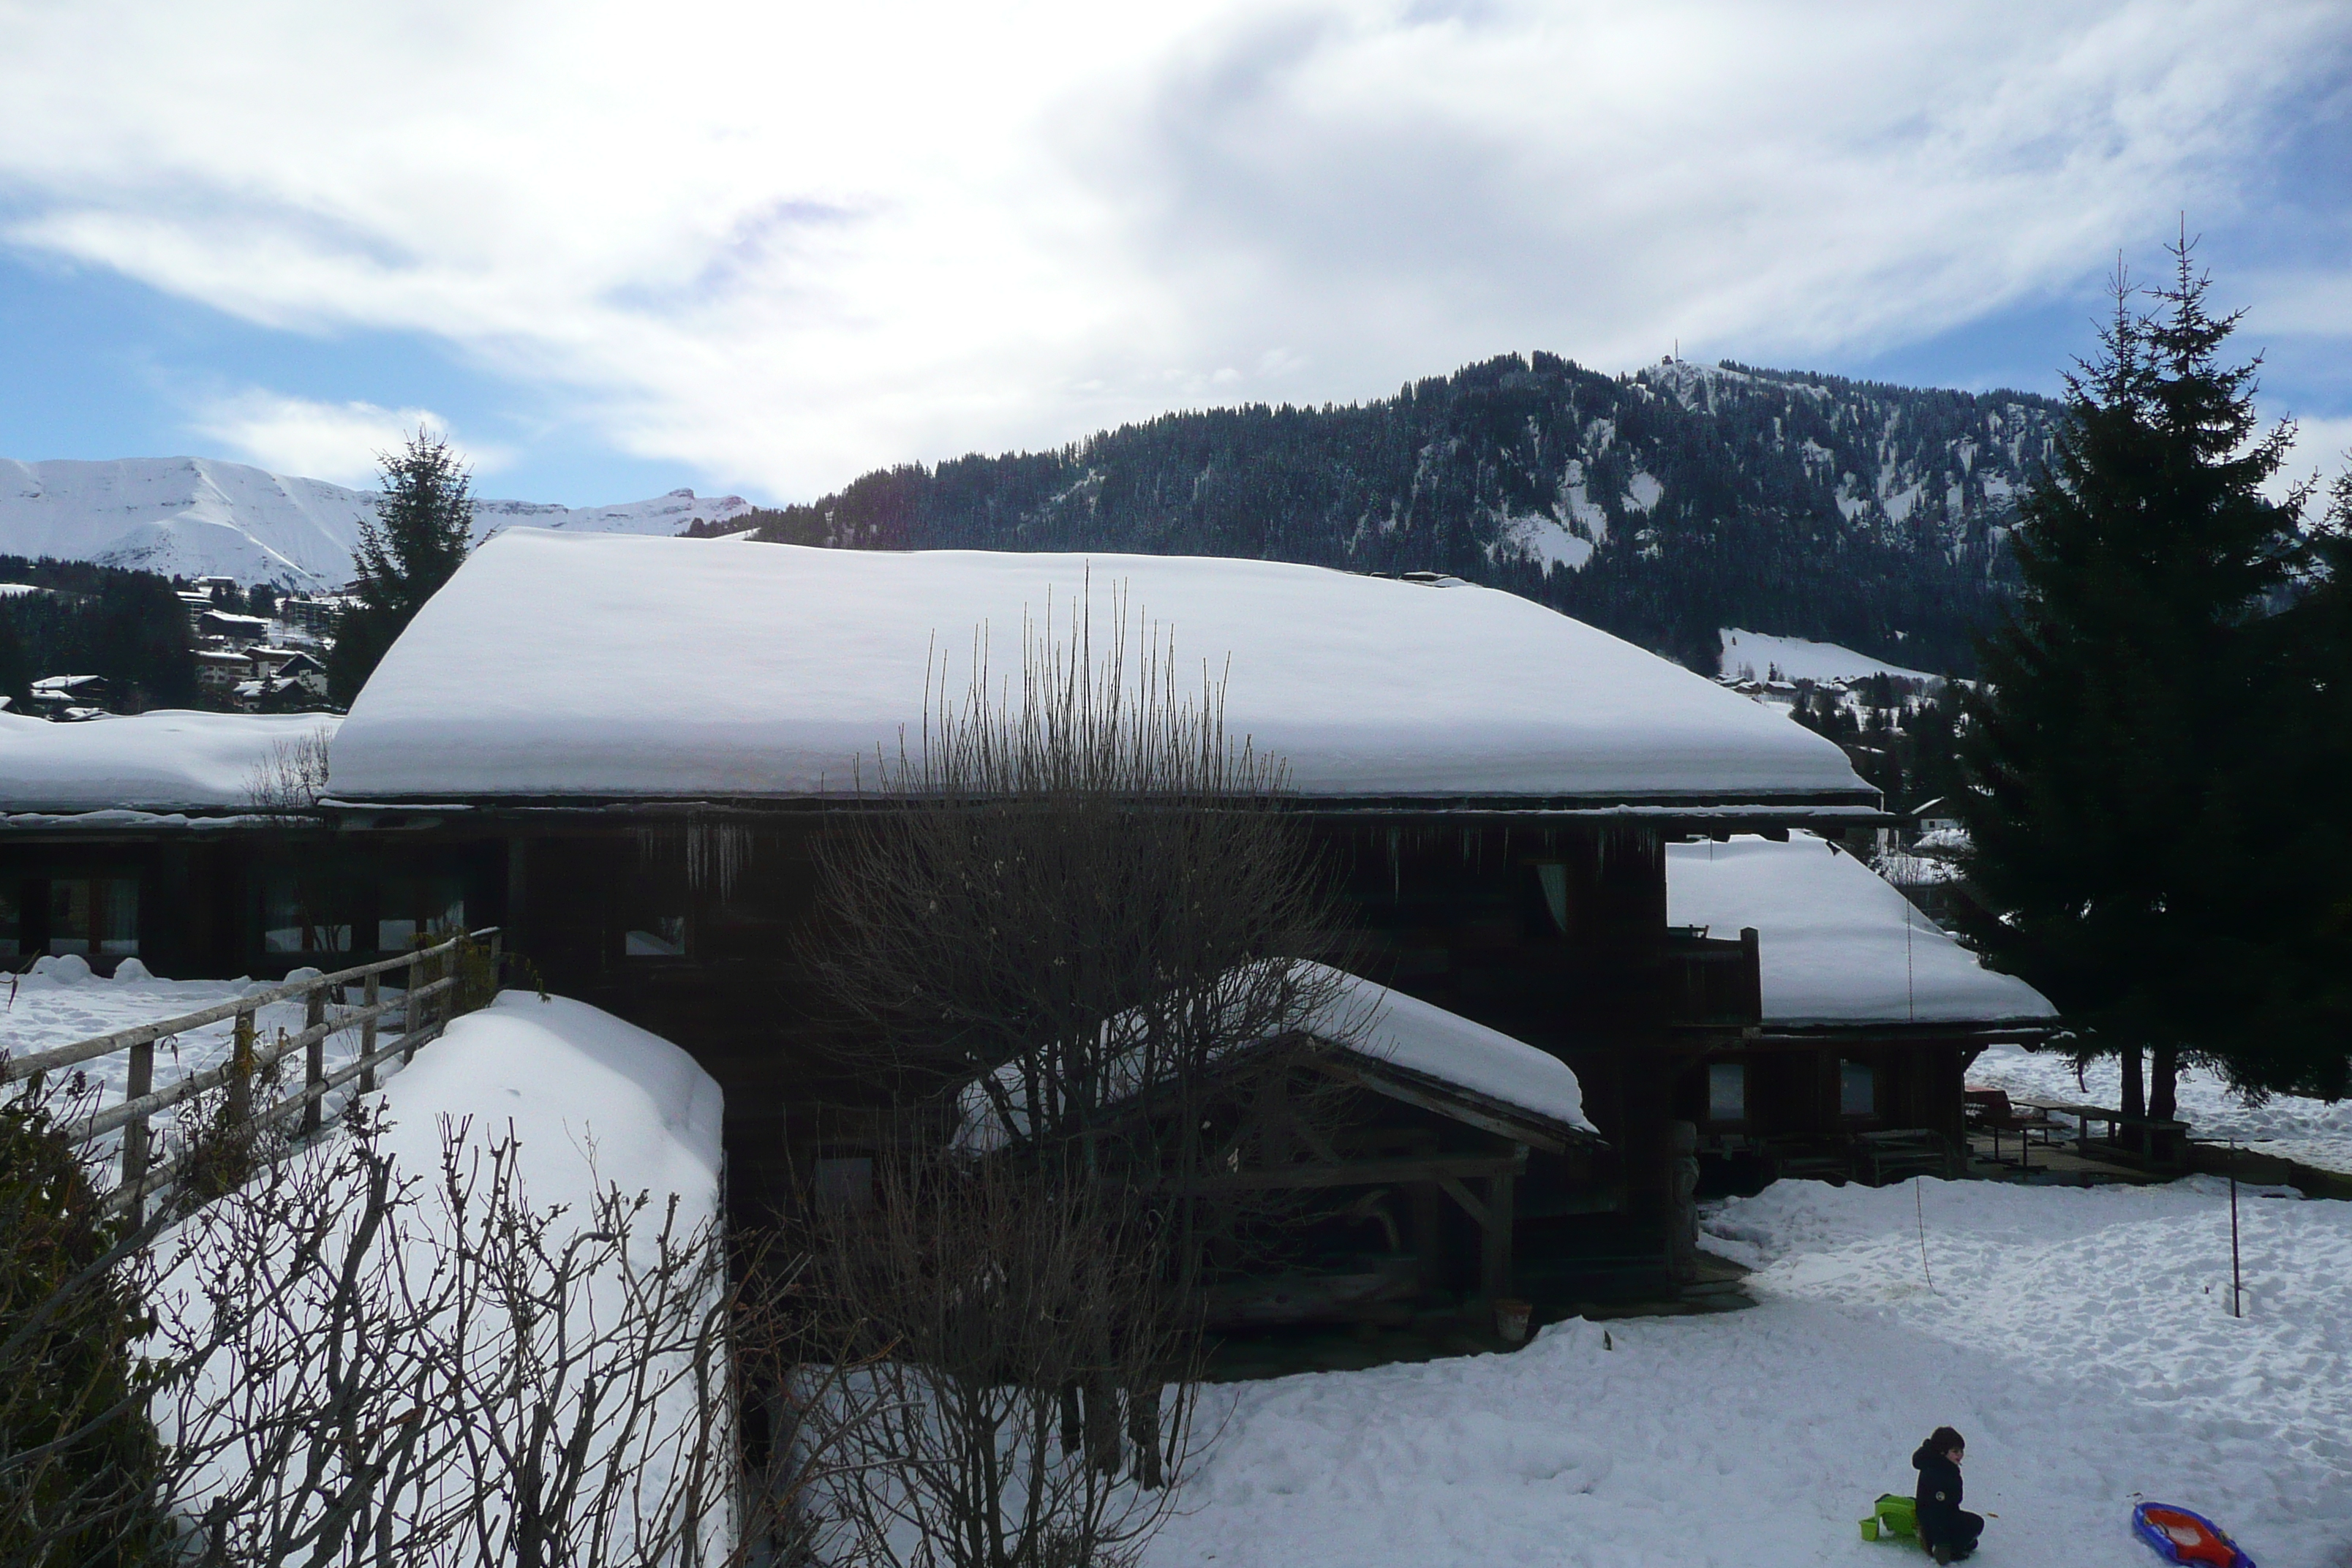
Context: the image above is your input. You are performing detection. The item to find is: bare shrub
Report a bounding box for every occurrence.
[794,1146,1205,1568]
[6,1079,826,1566]
[0,1074,173,1567]
[242,731,333,815]
[814,589,1359,1283]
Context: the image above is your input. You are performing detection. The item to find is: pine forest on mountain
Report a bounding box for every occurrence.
[725,355,2065,677]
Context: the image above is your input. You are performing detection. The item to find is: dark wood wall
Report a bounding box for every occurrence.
[4,813,1970,1248]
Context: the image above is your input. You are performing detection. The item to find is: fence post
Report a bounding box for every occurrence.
[403,952,421,1064]
[123,1039,154,1226]
[228,1009,255,1126]
[302,984,326,1134]
[359,970,380,1093]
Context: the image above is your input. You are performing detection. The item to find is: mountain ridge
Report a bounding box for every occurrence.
[0,455,755,589]
[731,355,2065,674]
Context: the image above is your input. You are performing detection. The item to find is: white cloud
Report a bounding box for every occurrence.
[190,391,506,486]
[1,0,2348,497]
[2275,412,2352,502]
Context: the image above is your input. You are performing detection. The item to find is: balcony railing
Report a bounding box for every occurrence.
[1665,924,1760,1029]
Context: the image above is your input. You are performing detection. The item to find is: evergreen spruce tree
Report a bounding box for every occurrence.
[326,431,476,706]
[2225,470,2352,1098]
[1960,241,2315,1125]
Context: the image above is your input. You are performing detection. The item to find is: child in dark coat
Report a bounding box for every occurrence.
[1912,1427,1984,1563]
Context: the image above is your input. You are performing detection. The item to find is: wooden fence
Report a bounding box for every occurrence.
[2,927,501,1223]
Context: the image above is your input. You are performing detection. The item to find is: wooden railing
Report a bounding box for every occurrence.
[2,927,500,1222]
[1665,925,1761,1029]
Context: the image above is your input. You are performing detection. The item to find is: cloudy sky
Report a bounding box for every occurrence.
[2,0,2348,505]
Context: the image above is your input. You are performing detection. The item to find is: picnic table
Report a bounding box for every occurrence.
[2010,1097,2192,1167]
[1964,1088,2068,1170]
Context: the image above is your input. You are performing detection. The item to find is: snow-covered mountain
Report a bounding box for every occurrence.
[735,353,2065,675]
[0,456,755,588]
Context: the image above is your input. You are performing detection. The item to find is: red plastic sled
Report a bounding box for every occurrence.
[2132,1503,2255,1568]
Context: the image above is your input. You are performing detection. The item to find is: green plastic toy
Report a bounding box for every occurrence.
[1861,1494,1918,1543]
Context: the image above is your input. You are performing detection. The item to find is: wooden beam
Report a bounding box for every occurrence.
[1165,1153,1520,1194]
[1308,1057,1578,1153]
[1435,1172,1489,1229]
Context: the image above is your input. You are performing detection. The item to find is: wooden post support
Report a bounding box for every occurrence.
[228,1009,255,1126]
[359,970,380,1093]
[403,953,420,1063]
[123,1039,154,1226]
[1482,1167,1516,1303]
[302,984,327,1134]
[489,927,503,992]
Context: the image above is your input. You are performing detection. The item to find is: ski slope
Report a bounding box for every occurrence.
[1719,627,1943,684]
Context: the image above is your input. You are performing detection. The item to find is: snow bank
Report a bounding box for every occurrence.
[329,530,1869,803]
[1968,1044,2352,1176]
[1152,1177,2352,1568]
[367,992,723,1223]
[146,993,725,1551]
[0,709,339,813]
[1719,626,1942,684]
[4,980,722,1214]
[1667,833,2054,1026]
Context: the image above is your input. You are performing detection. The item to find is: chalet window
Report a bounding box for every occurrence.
[378,877,465,951]
[263,873,353,954]
[1840,1060,1878,1117]
[1707,1061,1747,1123]
[625,916,687,959]
[48,878,138,957]
[813,1156,873,1211]
[0,883,19,959]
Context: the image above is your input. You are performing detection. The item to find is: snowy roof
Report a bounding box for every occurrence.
[0,709,341,814]
[959,961,1594,1155]
[1319,965,1594,1133]
[1665,833,2056,1028]
[330,529,1870,804]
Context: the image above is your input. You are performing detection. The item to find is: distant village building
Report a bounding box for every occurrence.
[1912,796,1964,837]
[195,648,253,696]
[26,674,109,717]
[278,594,351,638]
[197,608,273,648]
[176,590,219,636]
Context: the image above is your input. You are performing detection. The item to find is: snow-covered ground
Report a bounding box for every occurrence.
[1969,1042,2352,1177]
[3,962,355,1162]
[1720,627,1943,684]
[3,966,728,1210]
[1157,1176,2352,1568]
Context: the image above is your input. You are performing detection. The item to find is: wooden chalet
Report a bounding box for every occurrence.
[0,530,2054,1313]
[1664,833,2057,1192]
